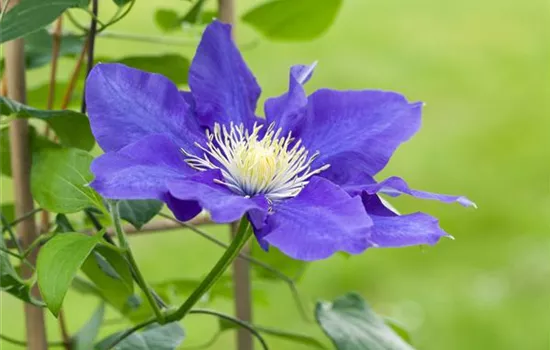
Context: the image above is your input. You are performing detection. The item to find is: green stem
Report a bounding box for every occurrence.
[188,309,269,350]
[159,213,311,322]
[0,245,24,260]
[0,334,64,348]
[96,0,136,34]
[22,232,54,259]
[108,201,165,323]
[1,213,23,254]
[165,217,252,322]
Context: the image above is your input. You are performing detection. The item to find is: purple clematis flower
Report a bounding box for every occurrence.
[86,20,474,261]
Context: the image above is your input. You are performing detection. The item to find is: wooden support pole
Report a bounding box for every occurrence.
[4,0,48,348]
[218,1,254,349]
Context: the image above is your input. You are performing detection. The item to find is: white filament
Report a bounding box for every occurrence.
[181,122,330,201]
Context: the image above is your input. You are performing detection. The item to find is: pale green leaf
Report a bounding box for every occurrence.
[73,303,105,350]
[81,244,137,315]
[95,322,185,350]
[118,200,163,230]
[31,148,103,213]
[242,0,342,41]
[315,293,415,350]
[0,96,94,151]
[37,233,98,316]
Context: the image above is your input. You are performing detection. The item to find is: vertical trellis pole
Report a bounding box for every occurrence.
[217,1,254,349]
[3,0,48,348]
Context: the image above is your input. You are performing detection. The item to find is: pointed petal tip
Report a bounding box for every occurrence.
[458,197,477,208]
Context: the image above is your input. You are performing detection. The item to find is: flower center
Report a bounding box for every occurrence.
[181,122,330,201]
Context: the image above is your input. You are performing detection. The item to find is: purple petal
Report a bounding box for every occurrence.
[260,177,373,261]
[363,176,476,207]
[163,193,202,222]
[167,170,269,224]
[297,89,422,186]
[189,21,261,129]
[362,193,449,247]
[90,134,193,200]
[85,63,204,153]
[264,63,316,135]
[371,213,449,247]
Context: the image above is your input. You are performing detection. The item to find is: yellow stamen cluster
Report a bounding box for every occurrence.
[181,122,330,201]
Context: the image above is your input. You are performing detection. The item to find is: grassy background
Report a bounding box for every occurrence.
[1,0,549,349]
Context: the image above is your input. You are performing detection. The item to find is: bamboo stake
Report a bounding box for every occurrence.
[4,0,48,348]
[218,1,254,349]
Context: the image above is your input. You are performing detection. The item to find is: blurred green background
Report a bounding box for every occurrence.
[1,0,549,349]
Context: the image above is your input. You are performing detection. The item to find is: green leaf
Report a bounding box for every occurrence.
[0,126,59,178]
[242,0,342,41]
[118,200,163,230]
[0,203,15,223]
[90,246,133,291]
[71,276,102,297]
[181,0,207,25]
[54,213,76,233]
[113,0,132,6]
[0,96,94,150]
[95,322,185,350]
[220,321,327,349]
[0,0,88,44]
[73,303,105,350]
[384,318,413,345]
[37,233,98,316]
[116,54,190,85]
[81,245,136,314]
[31,148,104,214]
[154,9,181,32]
[0,127,11,177]
[251,241,308,281]
[315,293,415,350]
[25,29,85,69]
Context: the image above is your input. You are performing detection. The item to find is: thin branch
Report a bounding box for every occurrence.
[97,31,196,46]
[182,331,221,349]
[105,309,271,350]
[64,10,88,32]
[46,17,63,111]
[22,232,55,259]
[0,244,24,260]
[1,212,24,254]
[108,201,165,323]
[1,208,43,234]
[59,41,87,109]
[85,209,168,309]
[0,0,11,20]
[189,309,268,350]
[96,0,135,34]
[0,334,64,348]
[57,310,71,350]
[80,0,98,113]
[158,213,311,321]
